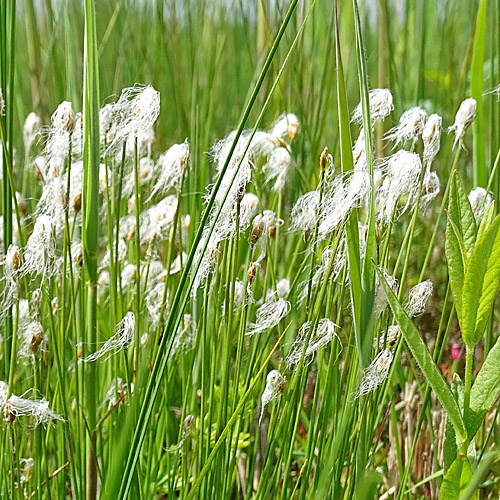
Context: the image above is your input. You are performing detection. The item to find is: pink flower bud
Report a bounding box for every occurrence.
[451,342,461,361]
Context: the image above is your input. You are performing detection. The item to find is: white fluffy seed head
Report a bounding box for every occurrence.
[4,388,64,425]
[0,88,4,116]
[259,369,285,424]
[377,150,423,224]
[240,193,260,228]
[373,268,398,315]
[420,170,440,211]
[149,139,190,199]
[270,113,300,141]
[290,190,320,234]
[44,101,75,164]
[352,88,394,125]
[263,147,292,191]
[107,84,160,151]
[82,311,135,362]
[356,349,394,397]
[449,98,476,149]
[18,321,46,359]
[468,187,493,221]
[22,215,58,278]
[385,107,427,146]
[23,112,42,152]
[285,318,340,369]
[246,298,290,336]
[422,114,442,165]
[318,170,371,240]
[404,280,433,317]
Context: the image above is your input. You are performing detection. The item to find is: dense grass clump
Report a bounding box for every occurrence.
[1,1,500,499]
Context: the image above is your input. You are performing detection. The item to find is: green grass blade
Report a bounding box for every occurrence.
[82,0,100,498]
[471,0,487,187]
[352,0,376,367]
[334,0,362,364]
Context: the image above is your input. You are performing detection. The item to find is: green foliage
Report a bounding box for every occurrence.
[439,455,477,500]
[461,214,500,347]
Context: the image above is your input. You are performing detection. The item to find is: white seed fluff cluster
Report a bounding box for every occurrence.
[82,311,135,362]
[0,381,63,425]
[422,114,442,165]
[246,298,291,336]
[259,369,285,424]
[377,151,423,223]
[21,215,58,279]
[449,98,477,149]
[285,318,340,369]
[318,169,371,240]
[290,190,320,234]
[107,84,161,152]
[404,280,433,317]
[357,325,401,397]
[149,139,190,199]
[351,88,394,126]
[468,187,493,221]
[385,106,427,147]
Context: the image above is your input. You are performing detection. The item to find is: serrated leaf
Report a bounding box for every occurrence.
[446,214,467,321]
[448,172,477,257]
[467,336,500,438]
[461,214,500,347]
[444,417,458,472]
[476,201,495,242]
[439,455,477,500]
[374,265,466,442]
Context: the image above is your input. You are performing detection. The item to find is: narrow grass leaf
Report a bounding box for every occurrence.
[471,0,487,187]
[334,0,362,363]
[352,0,376,367]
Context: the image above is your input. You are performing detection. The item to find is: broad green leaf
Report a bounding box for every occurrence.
[443,418,457,472]
[444,375,464,471]
[375,266,466,442]
[439,455,477,500]
[448,172,476,257]
[461,214,500,347]
[446,214,467,321]
[467,336,500,438]
[476,201,495,242]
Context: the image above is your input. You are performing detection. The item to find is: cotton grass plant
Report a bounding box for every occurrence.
[1,0,500,499]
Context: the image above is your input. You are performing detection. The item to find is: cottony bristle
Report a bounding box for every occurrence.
[23,112,42,152]
[259,369,285,424]
[351,88,394,125]
[285,318,340,369]
[449,98,476,149]
[82,311,135,362]
[246,297,290,336]
[385,107,427,147]
[468,187,493,221]
[376,150,423,224]
[422,114,442,165]
[404,280,433,317]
